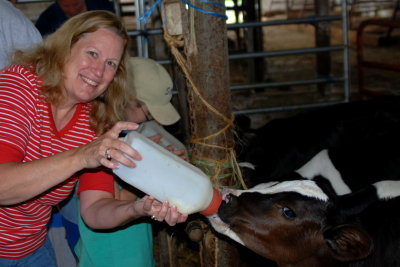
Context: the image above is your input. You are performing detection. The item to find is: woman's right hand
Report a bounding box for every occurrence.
[77,121,141,169]
[80,191,188,229]
[134,195,188,226]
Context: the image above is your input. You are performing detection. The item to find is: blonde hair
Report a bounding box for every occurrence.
[12,10,132,135]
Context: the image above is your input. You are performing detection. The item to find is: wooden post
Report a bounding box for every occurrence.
[162,0,244,265]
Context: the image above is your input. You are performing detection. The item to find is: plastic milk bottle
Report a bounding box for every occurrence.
[113,130,221,216]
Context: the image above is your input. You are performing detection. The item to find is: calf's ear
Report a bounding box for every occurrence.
[324,224,373,262]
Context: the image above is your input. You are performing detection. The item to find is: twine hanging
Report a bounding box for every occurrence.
[163,30,248,190]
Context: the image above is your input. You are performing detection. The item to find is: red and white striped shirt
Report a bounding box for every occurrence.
[0,65,101,259]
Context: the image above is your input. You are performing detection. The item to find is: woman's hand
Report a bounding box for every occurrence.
[135,195,188,226]
[77,121,141,169]
[80,191,188,229]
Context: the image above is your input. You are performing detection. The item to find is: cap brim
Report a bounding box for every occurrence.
[147,102,181,125]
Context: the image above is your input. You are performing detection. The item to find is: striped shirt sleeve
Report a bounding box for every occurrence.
[0,68,37,160]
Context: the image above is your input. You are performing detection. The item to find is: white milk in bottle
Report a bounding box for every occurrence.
[113,131,221,215]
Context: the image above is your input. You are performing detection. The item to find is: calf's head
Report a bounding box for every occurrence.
[208,180,372,266]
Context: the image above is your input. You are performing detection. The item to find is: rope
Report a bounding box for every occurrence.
[163,30,248,190]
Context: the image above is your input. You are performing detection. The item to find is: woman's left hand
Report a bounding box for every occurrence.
[76,121,140,170]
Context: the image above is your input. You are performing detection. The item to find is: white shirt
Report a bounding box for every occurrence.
[0,0,42,69]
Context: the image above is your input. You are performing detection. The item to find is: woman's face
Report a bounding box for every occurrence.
[63,28,124,105]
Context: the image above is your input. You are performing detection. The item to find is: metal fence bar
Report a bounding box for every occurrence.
[142,45,346,63]
[229,45,345,59]
[135,0,148,57]
[227,15,342,29]
[230,77,345,91]
[341,0,351,102]
[126,15,344,36]
[233,100,347,115]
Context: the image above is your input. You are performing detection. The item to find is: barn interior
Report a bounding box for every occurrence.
[18,0,400,129]
[13,0,400,266]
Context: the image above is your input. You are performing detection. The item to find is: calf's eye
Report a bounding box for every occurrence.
[281,207,296,219]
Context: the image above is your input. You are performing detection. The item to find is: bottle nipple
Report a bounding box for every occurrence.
[200,188,222,216]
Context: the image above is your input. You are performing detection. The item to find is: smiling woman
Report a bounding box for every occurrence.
[13,10,131,135]
[62,28,124,117]
[0,10,187,265]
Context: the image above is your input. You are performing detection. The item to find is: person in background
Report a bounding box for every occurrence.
[0,10,186,266]
[35,0,115,36]
[0,0,42,69]
[75,57,185,267]
[126,57,181,126]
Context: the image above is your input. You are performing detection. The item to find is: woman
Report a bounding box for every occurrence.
[0,10,186,265]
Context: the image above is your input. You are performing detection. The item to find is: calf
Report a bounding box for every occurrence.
[295,120,400,196]
[239,96,400,187]
[210,97,400,266]
[208,179,400,267]
[209,126,400,266]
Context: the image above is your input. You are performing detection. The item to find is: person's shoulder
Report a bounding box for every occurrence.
[0,65,42,101]
[86,0,115,12]
[2,65,40,85]
[0,0,31,24]
[37,2,63,20]
[0,1,41,41]
[4,64,35,74]
[0,0,17,17]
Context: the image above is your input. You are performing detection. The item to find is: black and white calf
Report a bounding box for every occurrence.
[208,97,400,266]
[239,96,400,187]
[209,179,400,267]
[296,120,400,195]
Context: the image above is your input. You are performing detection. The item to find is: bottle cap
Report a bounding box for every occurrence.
[200,188,222,216]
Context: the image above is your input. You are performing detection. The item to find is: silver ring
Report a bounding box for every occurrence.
[151,215,156,220]
[104,148,112,160]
